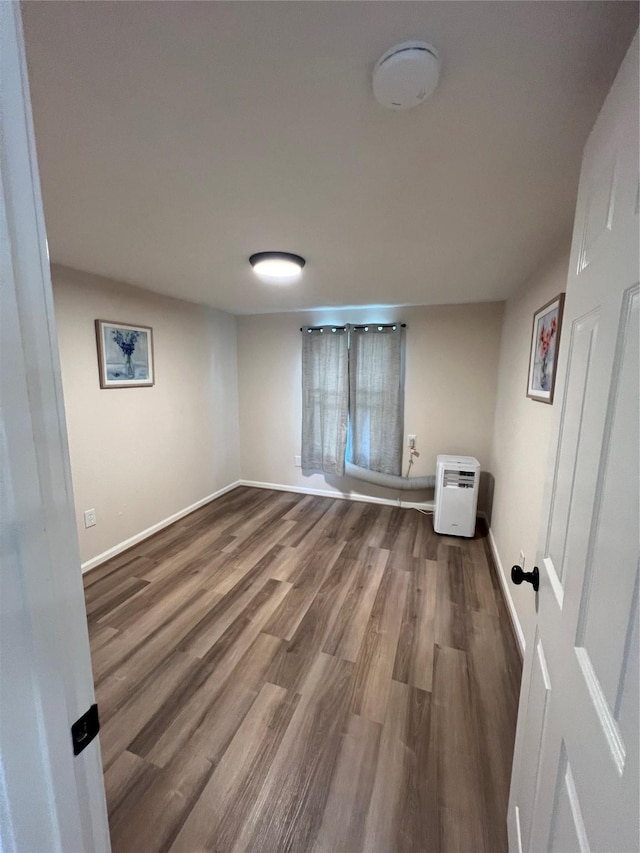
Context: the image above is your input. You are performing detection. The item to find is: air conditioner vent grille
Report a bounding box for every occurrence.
[443,469,476,488]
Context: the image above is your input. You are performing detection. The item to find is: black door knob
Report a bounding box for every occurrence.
[511,565,539,592]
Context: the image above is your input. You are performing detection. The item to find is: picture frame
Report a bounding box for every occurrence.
[526,293,565,404]
[95,319,154,388]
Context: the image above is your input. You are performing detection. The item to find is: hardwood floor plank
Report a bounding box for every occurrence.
[362,505,393,549]
[86,622,119,650]
[98,554,216,633]
[175,551,286,658]
[378,507,404,551]
[280,496,335,547]
[91,582,223,696]
[349,565,409,724]
[84,556,155,605]
[85,575,150,622]
[313,497,351,539]
[104,749,159,820]
[281,493,324,521]
[389,508,421,554]
[363,680,407,852]
[353,502,384,537]
[108,748,213,853]
[310,496,352,534]
[134,519,225,570]
[322,547,388,662]
[224,518,298,566]
[135,528,236,588]
[466,609,521,851]
[230,653,354,853]
[209,541,285,597]
[140,632,284,768]
[392,558,438,692]
[430,644,493,852]
[312,712,382,853]
[281,508,342,563]
[264,544,302,582]
[396,684,436,853]
[170,681,300,853]
[83,550,156,589]
[386,551,422,573]
[262,540,345,641]
[98,649,199,770]
[284,535,346,586]
[266,554,355,691]
[434,557,466,652]
[412,512,439,560]
[129,604,281,767]
[329,500,368,543]
[222,492,299,547]
[463,551,499,617]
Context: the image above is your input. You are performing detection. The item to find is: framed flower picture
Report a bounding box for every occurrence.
[95,320,154,388]
[526,293,565,404]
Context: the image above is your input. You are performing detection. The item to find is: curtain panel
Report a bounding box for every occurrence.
[348,325,405,476]
[300,327,349,476]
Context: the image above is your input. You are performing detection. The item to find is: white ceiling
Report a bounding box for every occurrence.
[22,1,638,315]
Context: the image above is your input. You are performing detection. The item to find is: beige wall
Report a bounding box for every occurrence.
[237,302,504,508]
[52,265,240,566]
[489,245,570,651]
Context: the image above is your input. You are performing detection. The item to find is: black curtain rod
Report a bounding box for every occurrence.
[300,323,406,332]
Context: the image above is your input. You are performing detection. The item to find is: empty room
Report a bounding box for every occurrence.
[2,2,638,852]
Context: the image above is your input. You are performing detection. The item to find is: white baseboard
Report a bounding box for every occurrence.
[80,480,242,573]
[238,479,435,512]
[487,526,525,657]
[81,477,491,579]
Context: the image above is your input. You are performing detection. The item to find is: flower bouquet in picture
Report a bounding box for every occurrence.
[112,329,140,379]
[527,294,565,404]
[95,320,155,388]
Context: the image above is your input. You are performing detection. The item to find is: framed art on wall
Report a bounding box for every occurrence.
[526,293,565,404]
[95,320,154,388]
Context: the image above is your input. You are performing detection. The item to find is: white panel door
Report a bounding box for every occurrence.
[508,31,639,853]
[0,4,110,851]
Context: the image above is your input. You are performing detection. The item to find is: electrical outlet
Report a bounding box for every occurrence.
[408,434,416,448]
[519,550,525,569]
[84,509,97,528]
[294,455,301,467]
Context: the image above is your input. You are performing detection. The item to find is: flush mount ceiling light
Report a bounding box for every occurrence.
[373,41,440,110]
[249,252,306,282]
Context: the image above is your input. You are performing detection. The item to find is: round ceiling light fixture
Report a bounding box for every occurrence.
[372,41,440,111]
[249,251,306,281]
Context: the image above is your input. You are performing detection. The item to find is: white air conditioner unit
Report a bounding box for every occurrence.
[434,455,480,538]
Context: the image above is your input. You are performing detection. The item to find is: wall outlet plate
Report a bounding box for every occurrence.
[294,455,301,467]
[84,508,97,528]
[519,550,525,569]
[408,434,416,448]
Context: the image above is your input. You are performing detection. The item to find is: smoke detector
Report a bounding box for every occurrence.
[372,41,440,111]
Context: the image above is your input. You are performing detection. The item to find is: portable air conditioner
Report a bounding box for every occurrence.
[434,455,480,537]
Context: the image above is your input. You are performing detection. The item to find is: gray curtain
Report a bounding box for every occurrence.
[301,327,348,476]
[348,325,404,475]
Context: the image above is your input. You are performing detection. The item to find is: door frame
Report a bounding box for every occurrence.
[0,3,110,850]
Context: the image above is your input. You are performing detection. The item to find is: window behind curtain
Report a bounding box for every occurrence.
[347,325,405,475]
[301,327,349,476]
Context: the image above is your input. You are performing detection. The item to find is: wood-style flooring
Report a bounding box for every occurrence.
[84,486,522,853]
